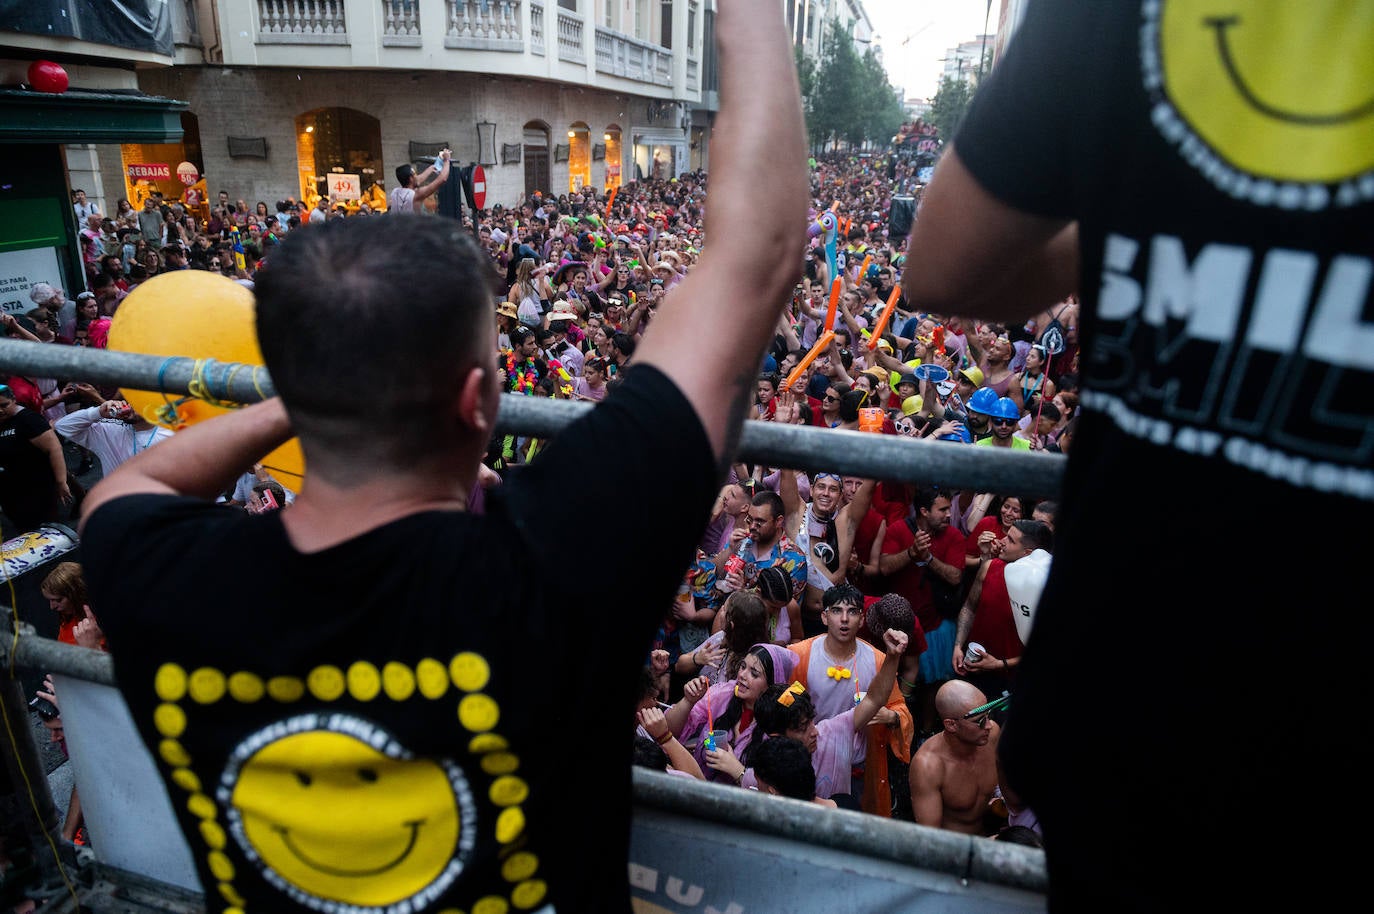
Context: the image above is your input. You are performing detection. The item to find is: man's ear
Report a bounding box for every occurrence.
[455,365,495,435]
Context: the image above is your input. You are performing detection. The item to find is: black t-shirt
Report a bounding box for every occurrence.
[955,0,1374,900]
[83,365,716,914]
[0,407,57,526]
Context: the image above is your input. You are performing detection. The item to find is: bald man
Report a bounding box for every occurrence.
[908,679,1002,835]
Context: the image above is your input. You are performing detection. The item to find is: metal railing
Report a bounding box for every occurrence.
[0,340,1065,497]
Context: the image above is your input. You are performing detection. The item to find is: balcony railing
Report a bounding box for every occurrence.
[556,8,583,63]
[382,0,421,46]
[530,1,544,56]
[445,0,523,51]
[594,27,672,87]
[256,0,349,44]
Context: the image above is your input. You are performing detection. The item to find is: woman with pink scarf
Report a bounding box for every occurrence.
[664,643,798,786]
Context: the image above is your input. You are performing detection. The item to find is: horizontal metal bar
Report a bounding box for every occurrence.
[1,340,1065,496]
[0,617,118,686]
[633,767,1048,893]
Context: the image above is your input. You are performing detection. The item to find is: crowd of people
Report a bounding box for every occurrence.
[5,139,1068,876]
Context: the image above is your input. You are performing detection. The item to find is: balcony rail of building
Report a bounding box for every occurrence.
[530,0,545,55]
[256,0,350,44]
[257,0,695,91]
[595,26,673,87]
[443,0,524,52]
[556,5,584,63]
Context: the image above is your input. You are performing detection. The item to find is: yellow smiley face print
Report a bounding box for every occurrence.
[1153,0,1374,184]
[222,714,475,911]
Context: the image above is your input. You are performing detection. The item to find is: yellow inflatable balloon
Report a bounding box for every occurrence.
[106,270,305,489]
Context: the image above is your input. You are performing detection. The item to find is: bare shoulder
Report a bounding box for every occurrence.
[911,736,950,779]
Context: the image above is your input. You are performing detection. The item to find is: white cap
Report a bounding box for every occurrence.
[490,228,508,244]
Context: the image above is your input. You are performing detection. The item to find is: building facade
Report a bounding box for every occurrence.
[101,0,716,217]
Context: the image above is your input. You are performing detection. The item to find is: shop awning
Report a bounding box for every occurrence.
[0,87,187,144]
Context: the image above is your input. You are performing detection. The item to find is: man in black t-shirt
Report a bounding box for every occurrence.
[903,2,1374,909]
[77,4,808,913]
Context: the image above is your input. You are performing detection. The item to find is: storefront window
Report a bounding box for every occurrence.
[567,123,591,193]
[604,127,622,190]
[295,108,383,213]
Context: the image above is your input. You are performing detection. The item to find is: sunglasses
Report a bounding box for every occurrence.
[991,418,1017,427]
[822,395,840,403]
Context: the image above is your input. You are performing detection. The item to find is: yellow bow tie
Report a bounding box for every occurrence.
[826,666,852,681]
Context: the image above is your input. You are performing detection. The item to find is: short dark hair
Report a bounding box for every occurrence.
[822,583,863,612]
[631,735,669,771]
[395,163,415,186]
[611,332,636,358]
[914,485,944,515]
[752,737,815,801]
[750,490,785,521]
[1011,518,1054,552]
[255,217,497,481]
[838,389,866,423]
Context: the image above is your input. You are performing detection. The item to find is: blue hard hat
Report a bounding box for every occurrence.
[967,387,999,416]
[938,425,973,443]
[989,396,1021,421]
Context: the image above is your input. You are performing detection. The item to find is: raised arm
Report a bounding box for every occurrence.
[902,145,1077,323]
[413,149,452,203]
[854,628,908,731]
[630,0,807,468]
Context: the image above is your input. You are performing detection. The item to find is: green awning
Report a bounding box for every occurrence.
[0,87,187,144]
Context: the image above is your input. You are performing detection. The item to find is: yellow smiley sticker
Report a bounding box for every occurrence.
[1148,0,1374,203]
[222,714,476,910]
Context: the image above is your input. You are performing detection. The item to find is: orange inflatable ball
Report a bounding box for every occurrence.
[106,270,305,489]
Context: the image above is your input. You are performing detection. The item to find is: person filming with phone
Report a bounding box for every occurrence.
[387,146,451,215]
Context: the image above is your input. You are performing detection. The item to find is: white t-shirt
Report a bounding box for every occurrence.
[387,186,418,214]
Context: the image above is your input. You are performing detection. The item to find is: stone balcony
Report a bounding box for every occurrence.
[594,26,672,88]
[247,0,698,95]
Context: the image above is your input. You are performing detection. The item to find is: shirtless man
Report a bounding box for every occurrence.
[909,679,1002,835]
[781,468,874,637]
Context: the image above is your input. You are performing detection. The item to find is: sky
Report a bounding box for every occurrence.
[862,0,998,101]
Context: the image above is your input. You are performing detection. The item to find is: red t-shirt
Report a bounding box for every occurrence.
[880,521,965,635]
[967,559,1022,664]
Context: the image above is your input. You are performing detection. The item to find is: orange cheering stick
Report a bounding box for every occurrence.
[785,330,836,391]
[855,253,872,283]
[605,185,618,215]
[823,276,842,332]
[867,285,903,350]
